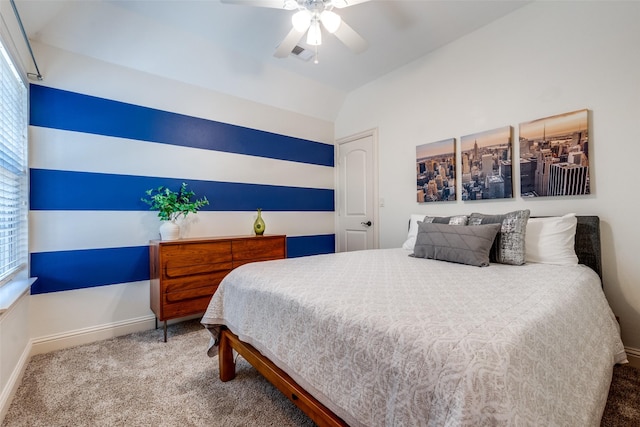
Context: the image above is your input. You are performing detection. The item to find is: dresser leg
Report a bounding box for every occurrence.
[163,321,167,343]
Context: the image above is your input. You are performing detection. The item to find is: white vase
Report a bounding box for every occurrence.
[159,220,180,241]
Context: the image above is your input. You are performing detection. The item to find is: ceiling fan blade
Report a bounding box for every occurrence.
[220,0,298,10]
[274,26,306,58]
[333,20,368,53]
[331,0,370,9]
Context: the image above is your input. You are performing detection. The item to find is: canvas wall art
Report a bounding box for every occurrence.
[519,109,589,197]
[416,138,456,203]
[460,126,513,200]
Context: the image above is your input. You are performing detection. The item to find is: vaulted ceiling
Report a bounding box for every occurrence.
[14,0,529,119]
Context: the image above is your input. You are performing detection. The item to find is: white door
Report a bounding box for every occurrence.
[336,129,378,252]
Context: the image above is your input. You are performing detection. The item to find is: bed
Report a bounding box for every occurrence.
[201,214,626,427]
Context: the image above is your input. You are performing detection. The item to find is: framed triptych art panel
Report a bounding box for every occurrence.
[416,138,456,203]
[460,126,513,201]
[519,109,589,197]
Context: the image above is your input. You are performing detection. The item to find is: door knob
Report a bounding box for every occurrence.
[361,221,372,227]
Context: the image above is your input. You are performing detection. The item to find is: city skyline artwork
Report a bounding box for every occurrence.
[519,109,589,197]
[460,126,513,201]
[416,138,456,203]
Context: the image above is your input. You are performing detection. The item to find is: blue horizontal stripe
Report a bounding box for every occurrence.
[30,169,334,212]
[30,234,335,294]
[29,85,334,167]
[287,234,335,258]
[30,246,149,294]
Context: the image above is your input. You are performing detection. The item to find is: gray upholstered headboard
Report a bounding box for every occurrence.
[574,216,602,280]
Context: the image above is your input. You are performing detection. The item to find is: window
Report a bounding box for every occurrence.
[0,37,27,286]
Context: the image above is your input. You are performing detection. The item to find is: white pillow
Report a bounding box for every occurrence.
[525,213,579,265]
[402,214,428,250]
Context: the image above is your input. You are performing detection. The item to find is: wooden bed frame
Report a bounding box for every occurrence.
[217,215,602,426]
[219,328,348,427]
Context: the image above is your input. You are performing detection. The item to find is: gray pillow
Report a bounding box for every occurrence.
[411,222,501,267]
[468,209,531,265]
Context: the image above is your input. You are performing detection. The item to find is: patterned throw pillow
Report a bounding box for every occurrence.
[422,215,468,225]
[411,222,501,267]
[468,210,531,265]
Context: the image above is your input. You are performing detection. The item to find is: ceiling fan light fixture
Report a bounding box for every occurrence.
[320,10,341,33]
[283,0,299,10]
[292,10,311,31]
[306,20,322,46]
[223,0,370,59]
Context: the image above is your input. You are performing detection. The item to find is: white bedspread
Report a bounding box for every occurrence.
[201,248,627,427]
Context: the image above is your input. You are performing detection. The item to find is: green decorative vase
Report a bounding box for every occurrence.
[253,208,265,235]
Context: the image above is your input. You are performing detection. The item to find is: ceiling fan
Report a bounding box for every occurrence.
[221,0,370,61]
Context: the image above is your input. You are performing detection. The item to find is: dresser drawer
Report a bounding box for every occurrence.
[163,241,232,263]
[162,295,213,319]
[163,241,232,278]
[164,260,232,279]
[164,271,230,294]
[165,284,218,303]
[232,237,286,262]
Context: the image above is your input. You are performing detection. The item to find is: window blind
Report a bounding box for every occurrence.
[0,38,27,285]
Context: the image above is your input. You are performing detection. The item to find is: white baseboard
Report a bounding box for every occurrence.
[30,315,156,356]
[625,346,640,369]
[0,340,31,424]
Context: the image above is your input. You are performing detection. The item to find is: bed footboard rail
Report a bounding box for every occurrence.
[218,328,348,427]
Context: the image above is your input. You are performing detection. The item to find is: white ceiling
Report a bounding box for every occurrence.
[15,0,529,94]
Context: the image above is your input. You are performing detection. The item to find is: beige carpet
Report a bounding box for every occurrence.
[3,319,638,426]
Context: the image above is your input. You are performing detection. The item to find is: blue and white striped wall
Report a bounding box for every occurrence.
[29,85,335,295]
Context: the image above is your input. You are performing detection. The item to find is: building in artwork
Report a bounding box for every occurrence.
[462,152,470,174]
[567,150,584,166]
[435,174,443,190]
[482,154,493,177]
[548,163,589,196]
[427,180,438,198]
[485,174,505,199]
[534,148,555,196]
[499,159,512,198]
[520,158,536,195]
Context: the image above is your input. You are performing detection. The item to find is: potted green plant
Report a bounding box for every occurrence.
[141,182,209,240]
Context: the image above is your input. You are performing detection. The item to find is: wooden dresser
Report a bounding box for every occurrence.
[149,235,286,341]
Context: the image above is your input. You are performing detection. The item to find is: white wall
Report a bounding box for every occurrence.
[0,294,29,421]
[335,1,640,350]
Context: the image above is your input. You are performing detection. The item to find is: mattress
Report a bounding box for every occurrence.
[201,248,627,426]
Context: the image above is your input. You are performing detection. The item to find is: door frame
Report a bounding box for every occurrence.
[335,128,380,252]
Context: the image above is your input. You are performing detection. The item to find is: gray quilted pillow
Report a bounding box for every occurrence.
[468,209,531,265]
[411,222,501,267]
